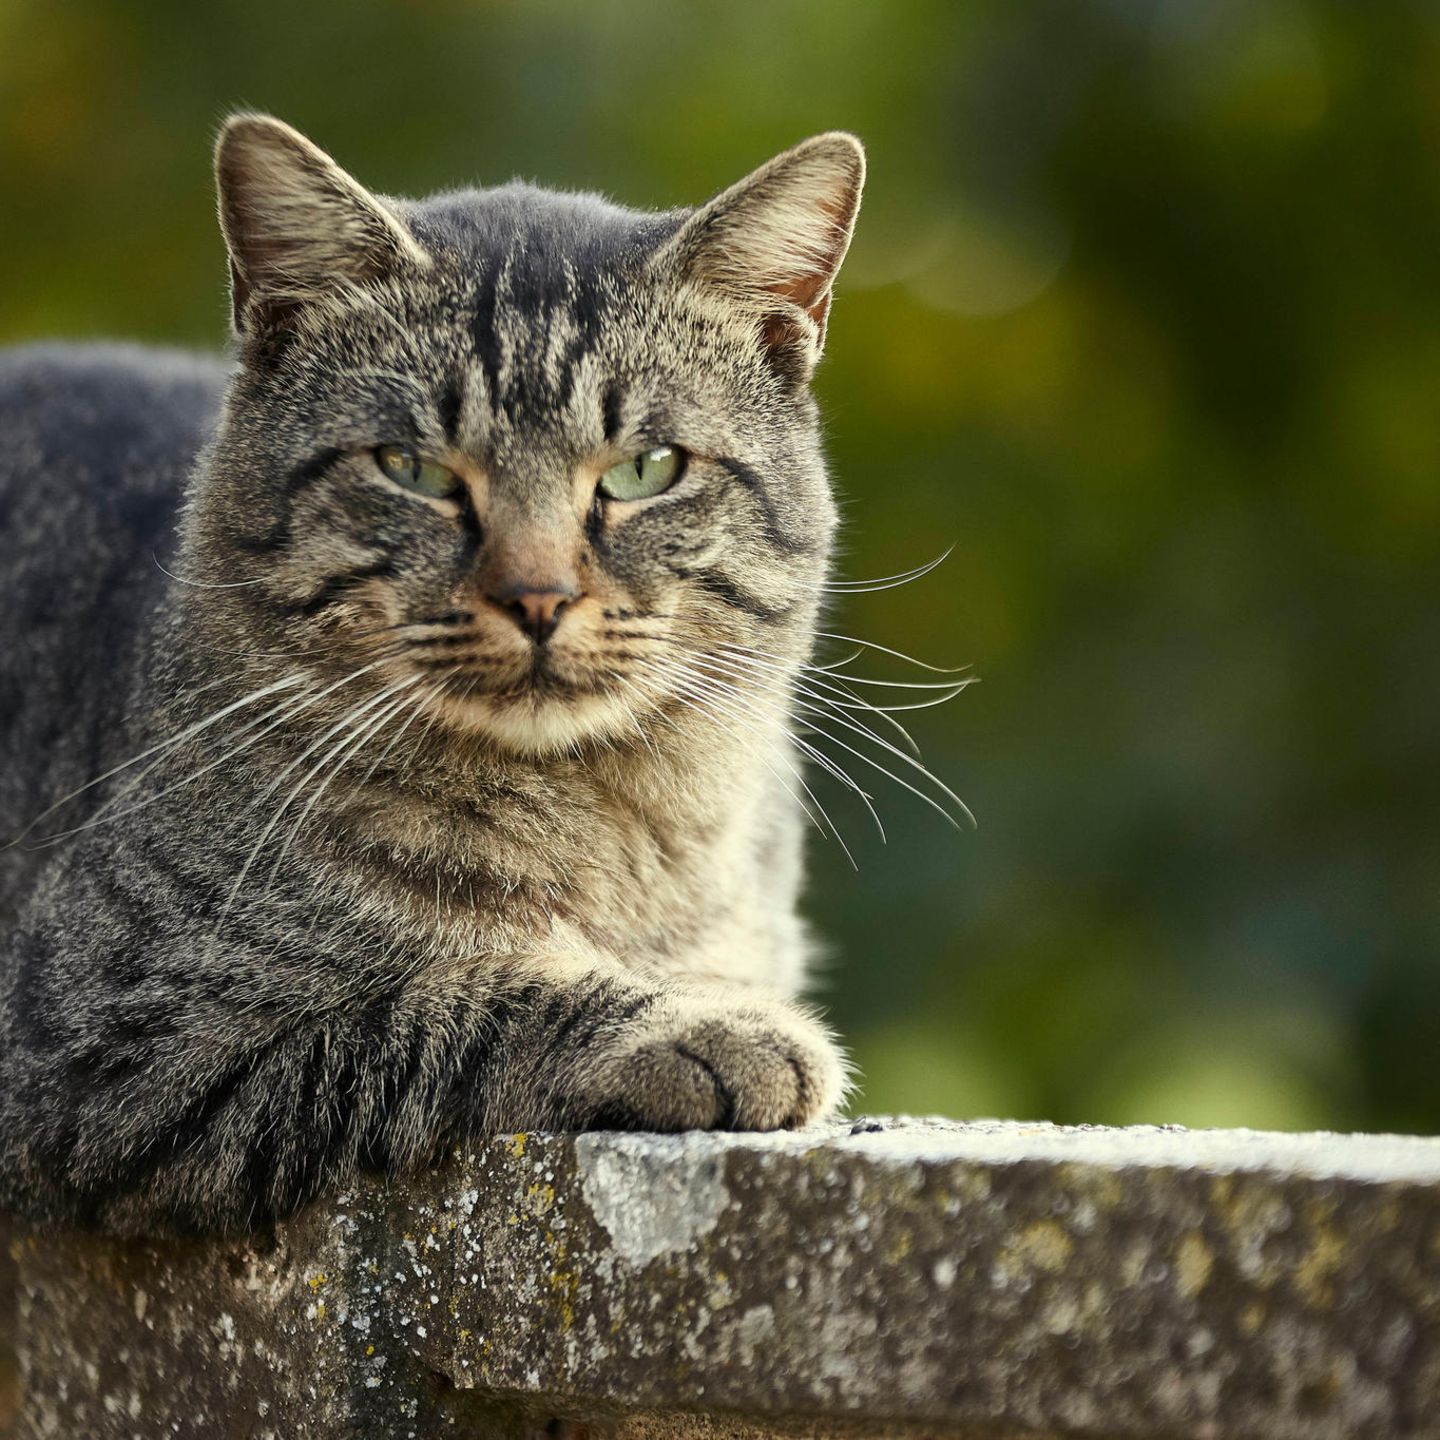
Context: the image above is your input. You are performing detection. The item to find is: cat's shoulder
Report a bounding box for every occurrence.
[0,342,230,495]
[0,342,232,528]
[0,341,231,433]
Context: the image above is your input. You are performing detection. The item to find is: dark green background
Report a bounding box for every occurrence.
[4,0,1437,1133]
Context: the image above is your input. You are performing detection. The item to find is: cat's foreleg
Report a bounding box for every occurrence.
[518,961,846,1140]
[182,960,846,1227]
[4,955,845,1233]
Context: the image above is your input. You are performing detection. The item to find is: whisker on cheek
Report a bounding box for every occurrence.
[410,610,475,627]
[405,633,485,649]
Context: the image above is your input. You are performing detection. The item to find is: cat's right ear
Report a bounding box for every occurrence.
[656,132,865,384]
[214,113,429,336]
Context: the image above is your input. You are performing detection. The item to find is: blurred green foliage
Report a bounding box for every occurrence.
[3,0,1437,1133]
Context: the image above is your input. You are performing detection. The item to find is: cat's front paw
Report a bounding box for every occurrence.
[573,992,846,1133]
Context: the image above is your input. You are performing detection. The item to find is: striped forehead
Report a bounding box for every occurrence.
[405,197,669,448]
[464,251,609,438]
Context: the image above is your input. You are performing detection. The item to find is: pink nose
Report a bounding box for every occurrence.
[487,583,579,644]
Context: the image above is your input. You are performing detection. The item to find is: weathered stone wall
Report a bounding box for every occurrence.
[9,1117,1440,1438]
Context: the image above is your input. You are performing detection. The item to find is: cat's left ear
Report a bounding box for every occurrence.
[215,113,429,336]
[659,133,865,379]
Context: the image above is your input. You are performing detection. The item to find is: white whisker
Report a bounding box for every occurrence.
[719,640,972,691]
[662,663,887,845]
[265,680,423,885]
[820,546,953,593]
[813,631,971,674]
[800,712,973,831]
[220,676,421,918]
[26,657,405,847]
[632,660,858,868]
[700,647,931,760]
[11,673,308,846]
[812,646,866,672]
[152,554,266,589]
[356,685,437,788]
[672,647,974,831]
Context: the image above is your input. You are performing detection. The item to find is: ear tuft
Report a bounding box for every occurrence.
[665,133,866,373]
[214,113,428,335]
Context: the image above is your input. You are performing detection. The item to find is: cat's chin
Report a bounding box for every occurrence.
[436,687,642,757]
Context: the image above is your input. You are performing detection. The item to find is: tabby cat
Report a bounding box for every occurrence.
[0,115,875,1235]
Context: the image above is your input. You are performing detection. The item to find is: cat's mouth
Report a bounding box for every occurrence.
[390,602,675,753]
[409,645,653,754]
[438,641,597,696]
[476,665,608,703]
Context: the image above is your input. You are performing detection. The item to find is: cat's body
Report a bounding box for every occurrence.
[0,343,229,929]
[0,119,865,1234]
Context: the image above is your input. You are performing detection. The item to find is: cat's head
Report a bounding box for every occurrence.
[187,115,863,755]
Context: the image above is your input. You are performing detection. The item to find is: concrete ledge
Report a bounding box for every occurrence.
[10,1116,1440,1438]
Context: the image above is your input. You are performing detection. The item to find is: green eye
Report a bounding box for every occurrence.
[375,445,460,499]
[598,446,685,502]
